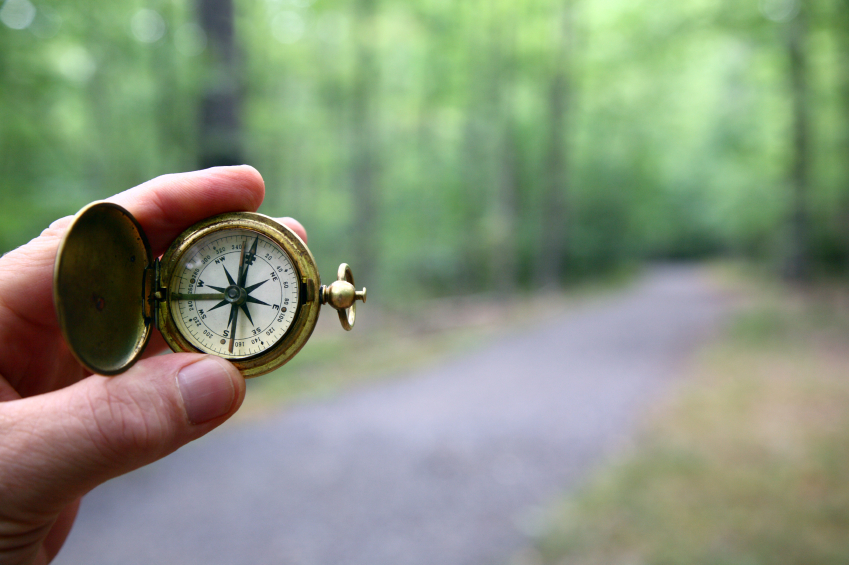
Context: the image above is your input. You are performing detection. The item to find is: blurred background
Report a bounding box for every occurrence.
[4,0,849,563]
[2,0,848,289]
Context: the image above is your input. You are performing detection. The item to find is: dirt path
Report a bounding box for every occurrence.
[56,266,731,565]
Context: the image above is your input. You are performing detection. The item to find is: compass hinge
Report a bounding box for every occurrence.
[142,260,160,325]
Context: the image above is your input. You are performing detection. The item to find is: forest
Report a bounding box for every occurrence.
[1,0,847,300]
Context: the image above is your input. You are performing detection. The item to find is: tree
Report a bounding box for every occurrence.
[197,0,242,168]
[536,1,573,287]
[783,4,811,281]
[349,0,380,285]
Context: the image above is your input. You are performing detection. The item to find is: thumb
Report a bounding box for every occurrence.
[0,353,244,521]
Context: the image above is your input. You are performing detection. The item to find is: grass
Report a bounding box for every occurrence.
[516,270,849,565]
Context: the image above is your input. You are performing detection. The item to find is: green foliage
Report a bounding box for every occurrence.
[0,0,202,249]
[0,0,847,296]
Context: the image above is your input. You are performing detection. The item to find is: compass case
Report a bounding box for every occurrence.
[54,202,153,375]
[156,212,322,378]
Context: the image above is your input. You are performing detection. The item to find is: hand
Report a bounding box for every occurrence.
[0,166,307,565]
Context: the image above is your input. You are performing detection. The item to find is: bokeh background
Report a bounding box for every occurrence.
[4,0,849,563]
[2,0,848,288]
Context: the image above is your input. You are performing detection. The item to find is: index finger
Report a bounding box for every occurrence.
[49,166,267,254]
[110,166,266,255]
[0,166,266,329]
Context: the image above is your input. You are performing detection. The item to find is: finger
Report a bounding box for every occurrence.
[0,166,264,321]
[0,374,22,402]
[0,354,244,535]
[107,165,265,255]
[0,167,263,392]
[49,211,306,252]
[277,217,307,244]
[40,497,81,564]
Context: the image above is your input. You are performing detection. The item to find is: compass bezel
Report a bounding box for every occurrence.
[157,212,322,378]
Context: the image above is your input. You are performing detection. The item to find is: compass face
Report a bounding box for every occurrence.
[168,229,300,359]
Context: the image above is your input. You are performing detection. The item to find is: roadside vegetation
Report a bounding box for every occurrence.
[517,270,849,565]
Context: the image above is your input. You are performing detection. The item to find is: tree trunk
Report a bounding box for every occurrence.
[839,0,849,269]
[536,2,572,287]
[493,119,519,293]
[489,13,519,294]
[197,0,242,168]
[783,8,810,281]
[350,0,379,285]
[458,0,496,291]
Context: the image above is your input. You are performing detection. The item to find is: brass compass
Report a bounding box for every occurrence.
[53,202,366,377]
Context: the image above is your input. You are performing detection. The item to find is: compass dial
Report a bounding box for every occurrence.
[168,229,300,359]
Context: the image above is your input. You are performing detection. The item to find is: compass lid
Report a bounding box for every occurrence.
[54,202,153,375]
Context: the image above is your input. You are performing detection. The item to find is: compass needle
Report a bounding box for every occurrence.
[226,303,236,328]
[228,303,239,354]
[228,238,248,353]
[171,293,225,301]
[238,237,256,286]
[237,237,247,285]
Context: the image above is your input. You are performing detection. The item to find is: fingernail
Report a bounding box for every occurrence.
[177,357,237,424]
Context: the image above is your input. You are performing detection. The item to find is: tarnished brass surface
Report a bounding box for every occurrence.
[320,263,366,331]
[55,204,364,377]
[157,212,322,378]
[54,202,153,375]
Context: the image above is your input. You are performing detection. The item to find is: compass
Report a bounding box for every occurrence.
[53,202,366,377]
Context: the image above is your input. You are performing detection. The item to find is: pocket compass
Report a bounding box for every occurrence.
[53,202,366,377]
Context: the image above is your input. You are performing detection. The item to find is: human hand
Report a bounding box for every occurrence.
[0,167,307,565]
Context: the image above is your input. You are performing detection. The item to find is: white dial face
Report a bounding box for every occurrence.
[168,229,300,359]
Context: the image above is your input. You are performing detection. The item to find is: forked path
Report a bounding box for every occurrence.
[58,266,731,565]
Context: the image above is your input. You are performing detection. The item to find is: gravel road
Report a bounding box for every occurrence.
[56,266,730,565]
